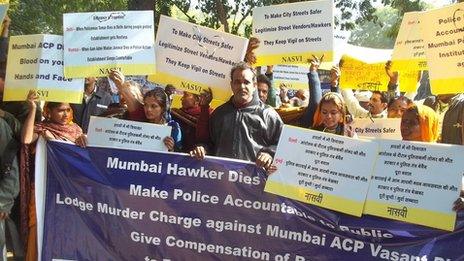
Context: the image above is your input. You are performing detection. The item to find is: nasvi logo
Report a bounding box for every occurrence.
[281,55,302,63]
[99,67,121,75]
[181,81,202,92]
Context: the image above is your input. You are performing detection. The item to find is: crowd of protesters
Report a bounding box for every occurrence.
[0,13,463,260]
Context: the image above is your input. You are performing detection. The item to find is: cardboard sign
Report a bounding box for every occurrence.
[392,12,428,71]
[260,65,308,90]
[149,15,248,101]
[364,140,464,231]
[4,34,84,103]
[87,116,171,152]
[266,126,378,216]
[63,11,155,78]
[420,3,464,94]
[253,0,334,66]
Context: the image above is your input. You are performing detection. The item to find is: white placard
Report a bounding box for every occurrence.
[266,126,378,216]
[253,0,334,66]
[364,140,464,231]
[63,11,155,78]
[260,65,308,90]
[87,116,171,152]
[391,12,427,71]
[150,15,248,101]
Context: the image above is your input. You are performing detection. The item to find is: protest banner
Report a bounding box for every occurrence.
[3,34,84,103]
[364,140,464,231]
[391,12,428,71]
[266,126,378,216]
[339,45,392,91]
[63,11,155,78]
[260,65,308,90]
[87,116,172,152]
[352,118,402,140]
[420,3,464,94]
[150,15,248,102]
[340,44,419,92]
[253,0,334,66]
[38,140,464,260]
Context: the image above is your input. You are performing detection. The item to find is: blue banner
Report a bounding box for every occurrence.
[42,141,464,260]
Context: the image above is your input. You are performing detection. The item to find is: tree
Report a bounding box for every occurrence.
[349,7,398,49]
[379,0,427,39]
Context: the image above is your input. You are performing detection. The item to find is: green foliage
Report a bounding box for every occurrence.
[4,0,435,44]
[334,0,377,30]
[379,0,427,38]
[350,7,398,49]
[8,0,128,35]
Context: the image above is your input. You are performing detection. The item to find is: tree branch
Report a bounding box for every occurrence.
[232,8,252,34]
[214,0,229,32]
[172,2,196,23]
[231,1,241,32]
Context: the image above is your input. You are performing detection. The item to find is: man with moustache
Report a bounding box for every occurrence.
[190,62,283,170]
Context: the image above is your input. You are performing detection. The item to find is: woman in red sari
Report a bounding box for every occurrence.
[21,90,84,261]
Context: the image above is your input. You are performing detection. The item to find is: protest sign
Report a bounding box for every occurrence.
[38,140,464,260]
[340,45,418,92]
[253,0,334,66]
[260,65,308,90]
[352,118,402,140]
[340,45,392,91]
[364,140,464,231]
[3,34,84,103]
[63,11,155,78]
[87,116,171,152]
[420,3,464,94]
[266,126,378,216]
[391,12,428,71]
[150,15,248,101]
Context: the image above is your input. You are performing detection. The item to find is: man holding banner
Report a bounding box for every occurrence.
[191,62,283,170]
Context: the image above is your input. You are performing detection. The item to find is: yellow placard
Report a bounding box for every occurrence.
[364,200,455,231]
[420,3,464,94]
[340,56,419,92]
[340,56,388,91]
[391,12,428,71]
[4,34,84,103]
